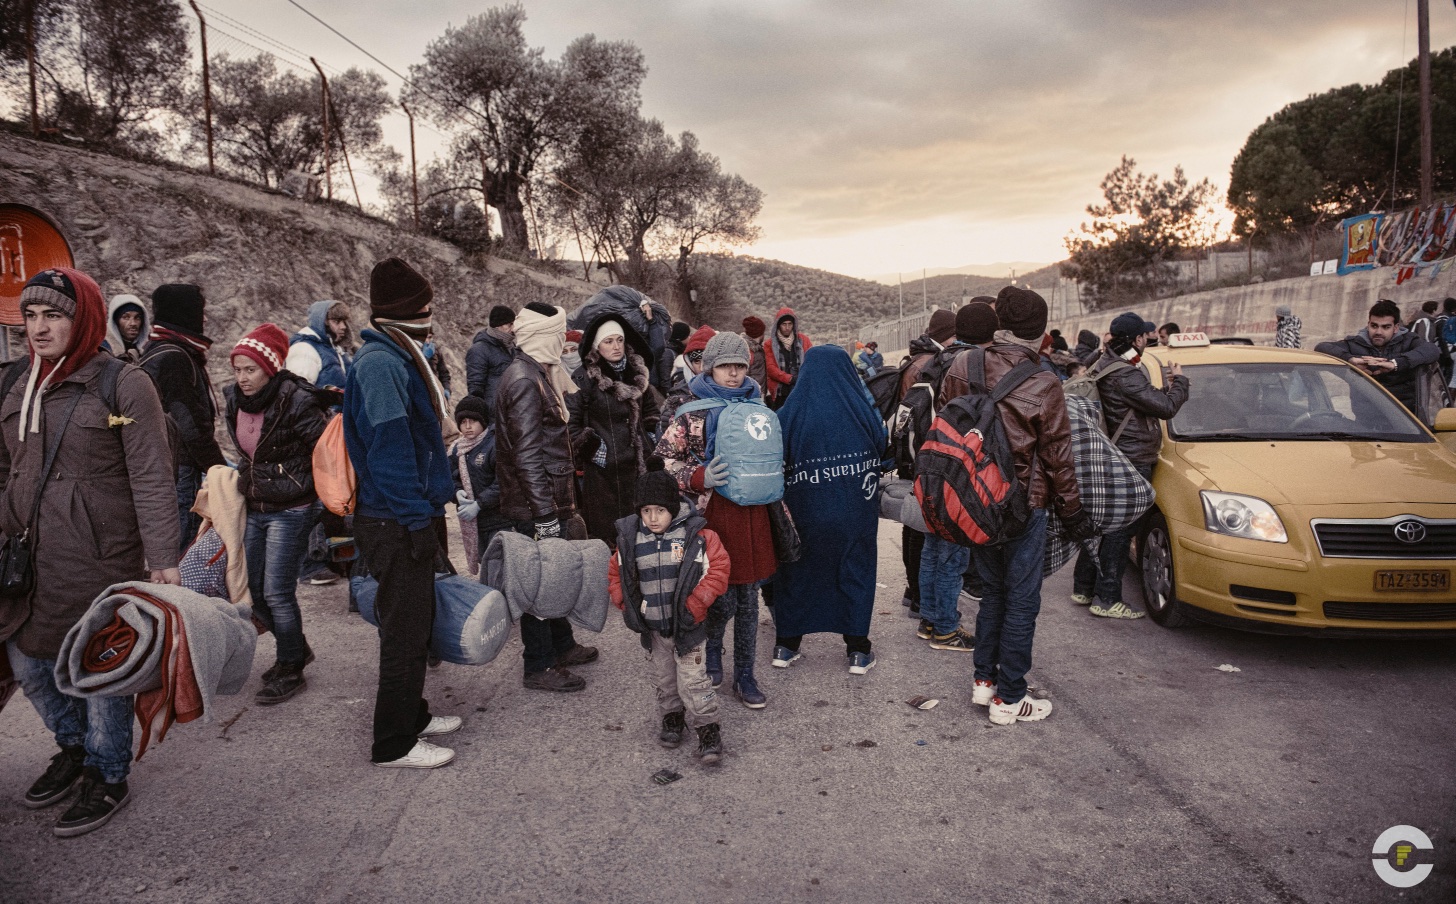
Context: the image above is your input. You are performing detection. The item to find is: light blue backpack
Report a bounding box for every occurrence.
[677,397,785,506]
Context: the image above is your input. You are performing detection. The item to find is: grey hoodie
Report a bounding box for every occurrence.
[103,294,152,362]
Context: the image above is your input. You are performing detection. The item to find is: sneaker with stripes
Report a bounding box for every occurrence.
[988,695,1053,725]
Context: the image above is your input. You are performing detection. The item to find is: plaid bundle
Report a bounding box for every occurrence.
[1044,396,1156,576]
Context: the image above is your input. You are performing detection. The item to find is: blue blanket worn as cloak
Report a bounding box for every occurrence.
[771,345,888,637]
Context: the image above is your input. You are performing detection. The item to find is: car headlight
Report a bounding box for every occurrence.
[1200,491,1288,543]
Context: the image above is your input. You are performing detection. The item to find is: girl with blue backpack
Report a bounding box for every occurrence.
[654,332,781,710]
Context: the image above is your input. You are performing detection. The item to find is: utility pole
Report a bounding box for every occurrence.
[313,60,360,208]
[1418,0,1433,207]
[401,101,419,229]
[922,268,927,311]
[898,273,904,320]
[25,1,38,136]
[189,1,215,173]
[311,58,332,200]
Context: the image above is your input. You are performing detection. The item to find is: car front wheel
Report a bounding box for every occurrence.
[1141,511,1187,627]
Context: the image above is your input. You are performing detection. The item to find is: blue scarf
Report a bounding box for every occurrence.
[688,371,762,457]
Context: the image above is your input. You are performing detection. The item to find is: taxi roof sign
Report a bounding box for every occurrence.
[1168,332,1210,348]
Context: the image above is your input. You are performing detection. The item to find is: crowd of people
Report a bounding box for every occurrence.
[2,256,1452,837]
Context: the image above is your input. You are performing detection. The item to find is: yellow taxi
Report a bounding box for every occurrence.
[1134,333,1456,634]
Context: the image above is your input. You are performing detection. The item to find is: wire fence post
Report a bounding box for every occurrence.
[312,58,359,207]
[1418,0,1433,208]
[311,57,332,200]
[401,100,419,229]
[188,1,215,174]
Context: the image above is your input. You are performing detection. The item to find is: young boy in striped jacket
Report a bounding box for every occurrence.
[609,460,731,764]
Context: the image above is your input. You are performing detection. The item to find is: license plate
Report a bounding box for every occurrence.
[1374,570,1450,592]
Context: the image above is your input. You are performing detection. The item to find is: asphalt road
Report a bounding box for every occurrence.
[2,519,1452,904]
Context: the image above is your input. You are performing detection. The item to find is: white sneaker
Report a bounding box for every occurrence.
[971,679,995,706]
[988,695,1053,725]
[1069,592,1093,606]
[1090,601,1145,620]
[418,715,462,738]
[375,740,455,769]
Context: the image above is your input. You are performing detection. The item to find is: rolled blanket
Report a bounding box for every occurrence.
[879,477,912,522]
[352,573,511,667]
[55,582,256,759]
[482,530,610,633]
[1043,395,1156,576]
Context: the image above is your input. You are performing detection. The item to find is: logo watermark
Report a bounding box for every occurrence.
[1372,825,1433,888]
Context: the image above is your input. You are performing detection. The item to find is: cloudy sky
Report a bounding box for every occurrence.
[200,0,1456,278]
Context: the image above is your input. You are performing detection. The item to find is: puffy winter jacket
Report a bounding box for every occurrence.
[465,327,515,419]
[609,505,730,655]
[1315,327,1441,416]
[763,306,813,402]
[494,348,578,523]
[285,300,352,390]
[224,373,331,512]
[1090,350,1191,467]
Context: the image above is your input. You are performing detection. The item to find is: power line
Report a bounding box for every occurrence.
[198,2,341,76]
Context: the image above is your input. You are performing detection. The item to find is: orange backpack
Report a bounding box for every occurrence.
[312,413,357,516]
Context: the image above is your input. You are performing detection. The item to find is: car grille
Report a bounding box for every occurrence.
[1324,601,1456,622]
[1311,517,1456,559]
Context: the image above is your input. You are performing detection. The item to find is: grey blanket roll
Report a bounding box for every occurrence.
[482,531,610,633]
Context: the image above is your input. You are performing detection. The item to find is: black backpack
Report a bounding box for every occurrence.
[911,355,1041,547]
[1,355,181,473]
[890,346,965,479]
[864,365,903,422]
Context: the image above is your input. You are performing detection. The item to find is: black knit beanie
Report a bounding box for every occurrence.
[489,305,515,328]
[634,458,681,515]
[524,301,558,317]
[995,286,1048,341]
[151,283,207,336]
[955,301,999,345]
[369,258,433,321]
[454,394,490,427]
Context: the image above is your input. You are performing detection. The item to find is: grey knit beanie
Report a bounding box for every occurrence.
[701,331,751,373]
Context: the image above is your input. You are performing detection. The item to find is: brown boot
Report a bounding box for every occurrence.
[522,667,586,693]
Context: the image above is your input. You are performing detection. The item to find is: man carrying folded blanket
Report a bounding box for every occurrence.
[0,268,180,837]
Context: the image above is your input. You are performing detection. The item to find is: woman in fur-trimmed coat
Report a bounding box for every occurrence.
[567,315,662,540]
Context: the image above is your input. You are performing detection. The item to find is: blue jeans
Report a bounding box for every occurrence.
[175,464,202,555]
[971,508,1049,705]
[1073,463,1153,605]
[7,643,134,784]
[918,534,969,634]
[245,504,315,664]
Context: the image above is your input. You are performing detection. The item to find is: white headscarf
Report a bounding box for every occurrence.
[513,306,572,417]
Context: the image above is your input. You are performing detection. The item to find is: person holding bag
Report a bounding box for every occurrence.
[1,268,179,838]
[224,324,330,705]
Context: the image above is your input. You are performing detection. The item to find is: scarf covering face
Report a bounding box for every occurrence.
[513,306,571,417]
[688,370,762,458]
[375,318,458,446]
[452,427,488,503]
[19,267,108,441]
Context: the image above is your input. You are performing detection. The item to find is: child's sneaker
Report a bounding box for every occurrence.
[771,646,803,668]
[915,619,933,640]
[988,695,1053,725]
[971,679,995,706]
[733,672,767,709]
[694,723,723,765]
[659,711,685,749]
[1090,601,1146,620]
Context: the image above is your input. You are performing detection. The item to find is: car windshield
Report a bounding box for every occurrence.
[1168,362,1431,442]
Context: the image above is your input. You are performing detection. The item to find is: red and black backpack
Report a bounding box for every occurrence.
[912,354,1041,547]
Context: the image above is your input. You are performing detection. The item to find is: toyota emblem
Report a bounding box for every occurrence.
[1393,520,1427,544]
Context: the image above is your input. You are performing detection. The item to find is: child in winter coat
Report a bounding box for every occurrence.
[609,460,731,765]
[449,396,508,575]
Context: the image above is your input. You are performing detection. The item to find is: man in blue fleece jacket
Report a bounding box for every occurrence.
[344,258,460,770]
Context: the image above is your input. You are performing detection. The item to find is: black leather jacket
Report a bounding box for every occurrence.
[1093,351,1191,467]
[493,350,578,523]
[224,373,330,512]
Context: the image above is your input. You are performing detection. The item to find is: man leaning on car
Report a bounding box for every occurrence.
[1072,312,1191,620]
[1315,299,1440,421]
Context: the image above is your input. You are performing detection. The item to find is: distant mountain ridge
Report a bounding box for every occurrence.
[864,261,1053,285]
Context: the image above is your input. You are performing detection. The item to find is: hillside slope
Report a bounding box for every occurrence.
[0,132,595,386]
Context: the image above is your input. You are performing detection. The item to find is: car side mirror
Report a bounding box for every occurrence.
[1435,408,1456,432]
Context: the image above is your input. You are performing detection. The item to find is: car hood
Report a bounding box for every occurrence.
[1174,441,1456,505]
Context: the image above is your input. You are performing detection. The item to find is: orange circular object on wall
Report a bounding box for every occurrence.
[0,204,75,327]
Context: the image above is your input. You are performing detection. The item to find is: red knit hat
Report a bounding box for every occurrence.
[684,325,716,355]
[232,323,290,377]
